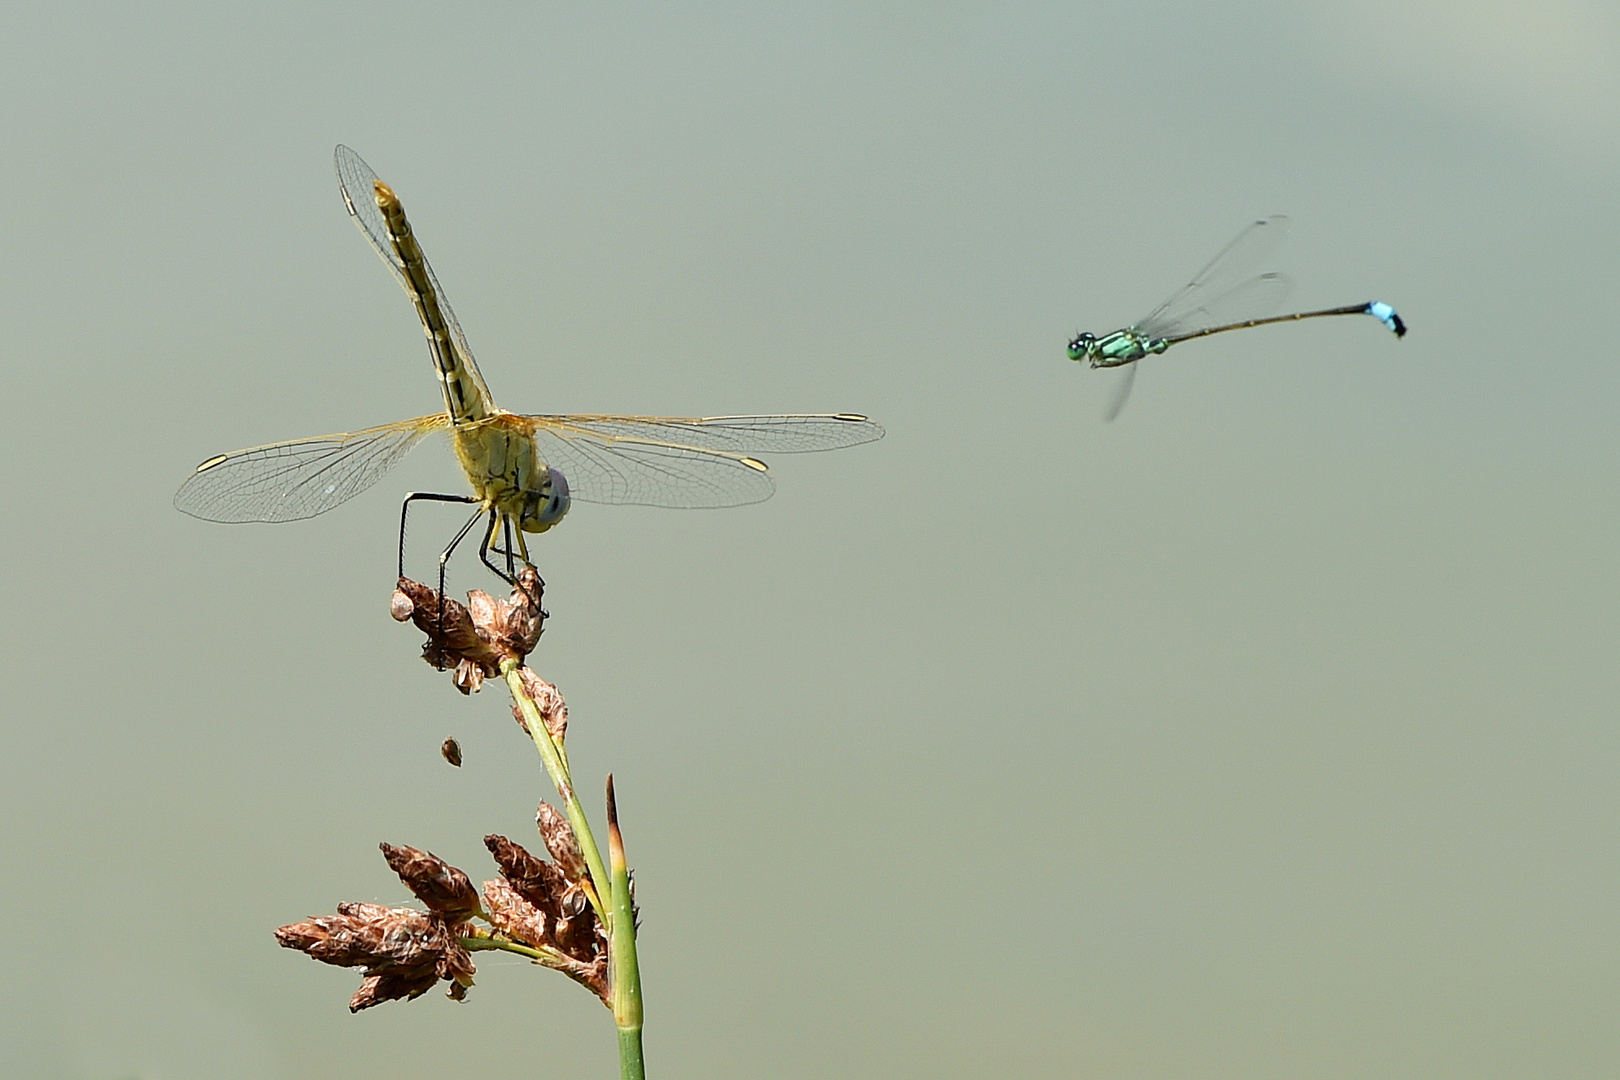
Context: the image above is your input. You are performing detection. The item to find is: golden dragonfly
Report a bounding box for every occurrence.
[176,146,883,585]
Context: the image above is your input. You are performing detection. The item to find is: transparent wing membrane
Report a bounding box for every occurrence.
[531,413,882,455]
[174,416,445,522]
[333,146,412,290]
[518,413,884,507]
[1102,364,1137,423]
[1147,272,1294,343]
[1134,215,1289,338]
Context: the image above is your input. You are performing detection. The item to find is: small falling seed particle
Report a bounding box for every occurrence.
[441,738,462,767]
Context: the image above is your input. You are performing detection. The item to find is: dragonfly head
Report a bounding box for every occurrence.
[1067,333,1097,362]
[521,466,571,533]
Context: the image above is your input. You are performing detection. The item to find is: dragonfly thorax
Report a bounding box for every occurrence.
[1069,328,1168,369]
[453,415,571,534]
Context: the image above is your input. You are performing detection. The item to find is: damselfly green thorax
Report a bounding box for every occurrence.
[176,147,883,596]
[1068,216,1406,420]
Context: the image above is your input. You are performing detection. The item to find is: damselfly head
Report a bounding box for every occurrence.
[1067,332,1097,362]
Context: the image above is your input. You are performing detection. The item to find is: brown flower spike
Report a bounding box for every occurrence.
[483,833,609,1002]
[276,833,613,1010]
[276,851,478,1014]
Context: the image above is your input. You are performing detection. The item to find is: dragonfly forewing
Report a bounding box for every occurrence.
[516,413,884,507]
[1134,215,1289,338]
[174,415,446,523]
[1143,272,1294,343]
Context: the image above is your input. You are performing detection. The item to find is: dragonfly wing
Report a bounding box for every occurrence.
[333,146,492,407]
[1150,272,1294,343]
[174,415,447,523]
[529,413,884,454]
[334,146,410,290]
[1102,362,1138,423]
[1135,215,1290,339]
[515,413,883,507]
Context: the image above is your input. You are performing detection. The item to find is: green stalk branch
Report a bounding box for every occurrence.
[501,658,615,929]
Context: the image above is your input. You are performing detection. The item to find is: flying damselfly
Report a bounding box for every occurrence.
[1067,215,1406,420]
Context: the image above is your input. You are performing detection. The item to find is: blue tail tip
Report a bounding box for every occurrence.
[1368,301,1407,338]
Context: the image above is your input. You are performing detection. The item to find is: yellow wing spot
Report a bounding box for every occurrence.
[195,454,229,473]
[741,456,768,472]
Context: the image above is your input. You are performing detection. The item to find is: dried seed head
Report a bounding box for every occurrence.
[380,843,482,922]
[452,657,486,694]
[481,877,610,1004]
[394,570,548,684]
[516,666,568,741]
[487,566,546,656]
[393,578,483,673]
[481,875,548,950]
[275,900,475,1012]
[434,922,477,991]
[553,888,603,960]
[275,902,438,968]
[484,834,568,917]
[349,967,441,1012]
[535,802,589,887]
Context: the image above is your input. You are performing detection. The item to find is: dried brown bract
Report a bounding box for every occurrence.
[381,843,482,922]
[514,666,568,741]
[482,833,609,1003]
[485,833,569,920]
[483,876,609,1003]
[390,568,546,689]
[536,800,591,888]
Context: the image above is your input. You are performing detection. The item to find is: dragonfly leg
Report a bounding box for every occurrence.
[399,491,478,580]
[478,514,543,611]
[442,504,495,588]
[501,515,517,580]
[421,503,491,649]
[511,527,543,610]
[476,512,518,587]
[487,513,534,579]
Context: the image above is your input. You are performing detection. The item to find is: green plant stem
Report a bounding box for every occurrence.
[607,777,644,1079]
[501,659,614,927]
[618,1027,646,1080]
[461,928,553,963]
[500,659,644,1080]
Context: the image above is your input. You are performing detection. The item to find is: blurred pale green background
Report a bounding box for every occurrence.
[3,2,1618,1077]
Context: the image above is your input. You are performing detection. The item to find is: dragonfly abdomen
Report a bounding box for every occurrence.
[374,180,493,426]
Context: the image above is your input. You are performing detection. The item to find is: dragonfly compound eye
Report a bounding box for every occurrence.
[1067,333,1096,361]
[526,466,571,532]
